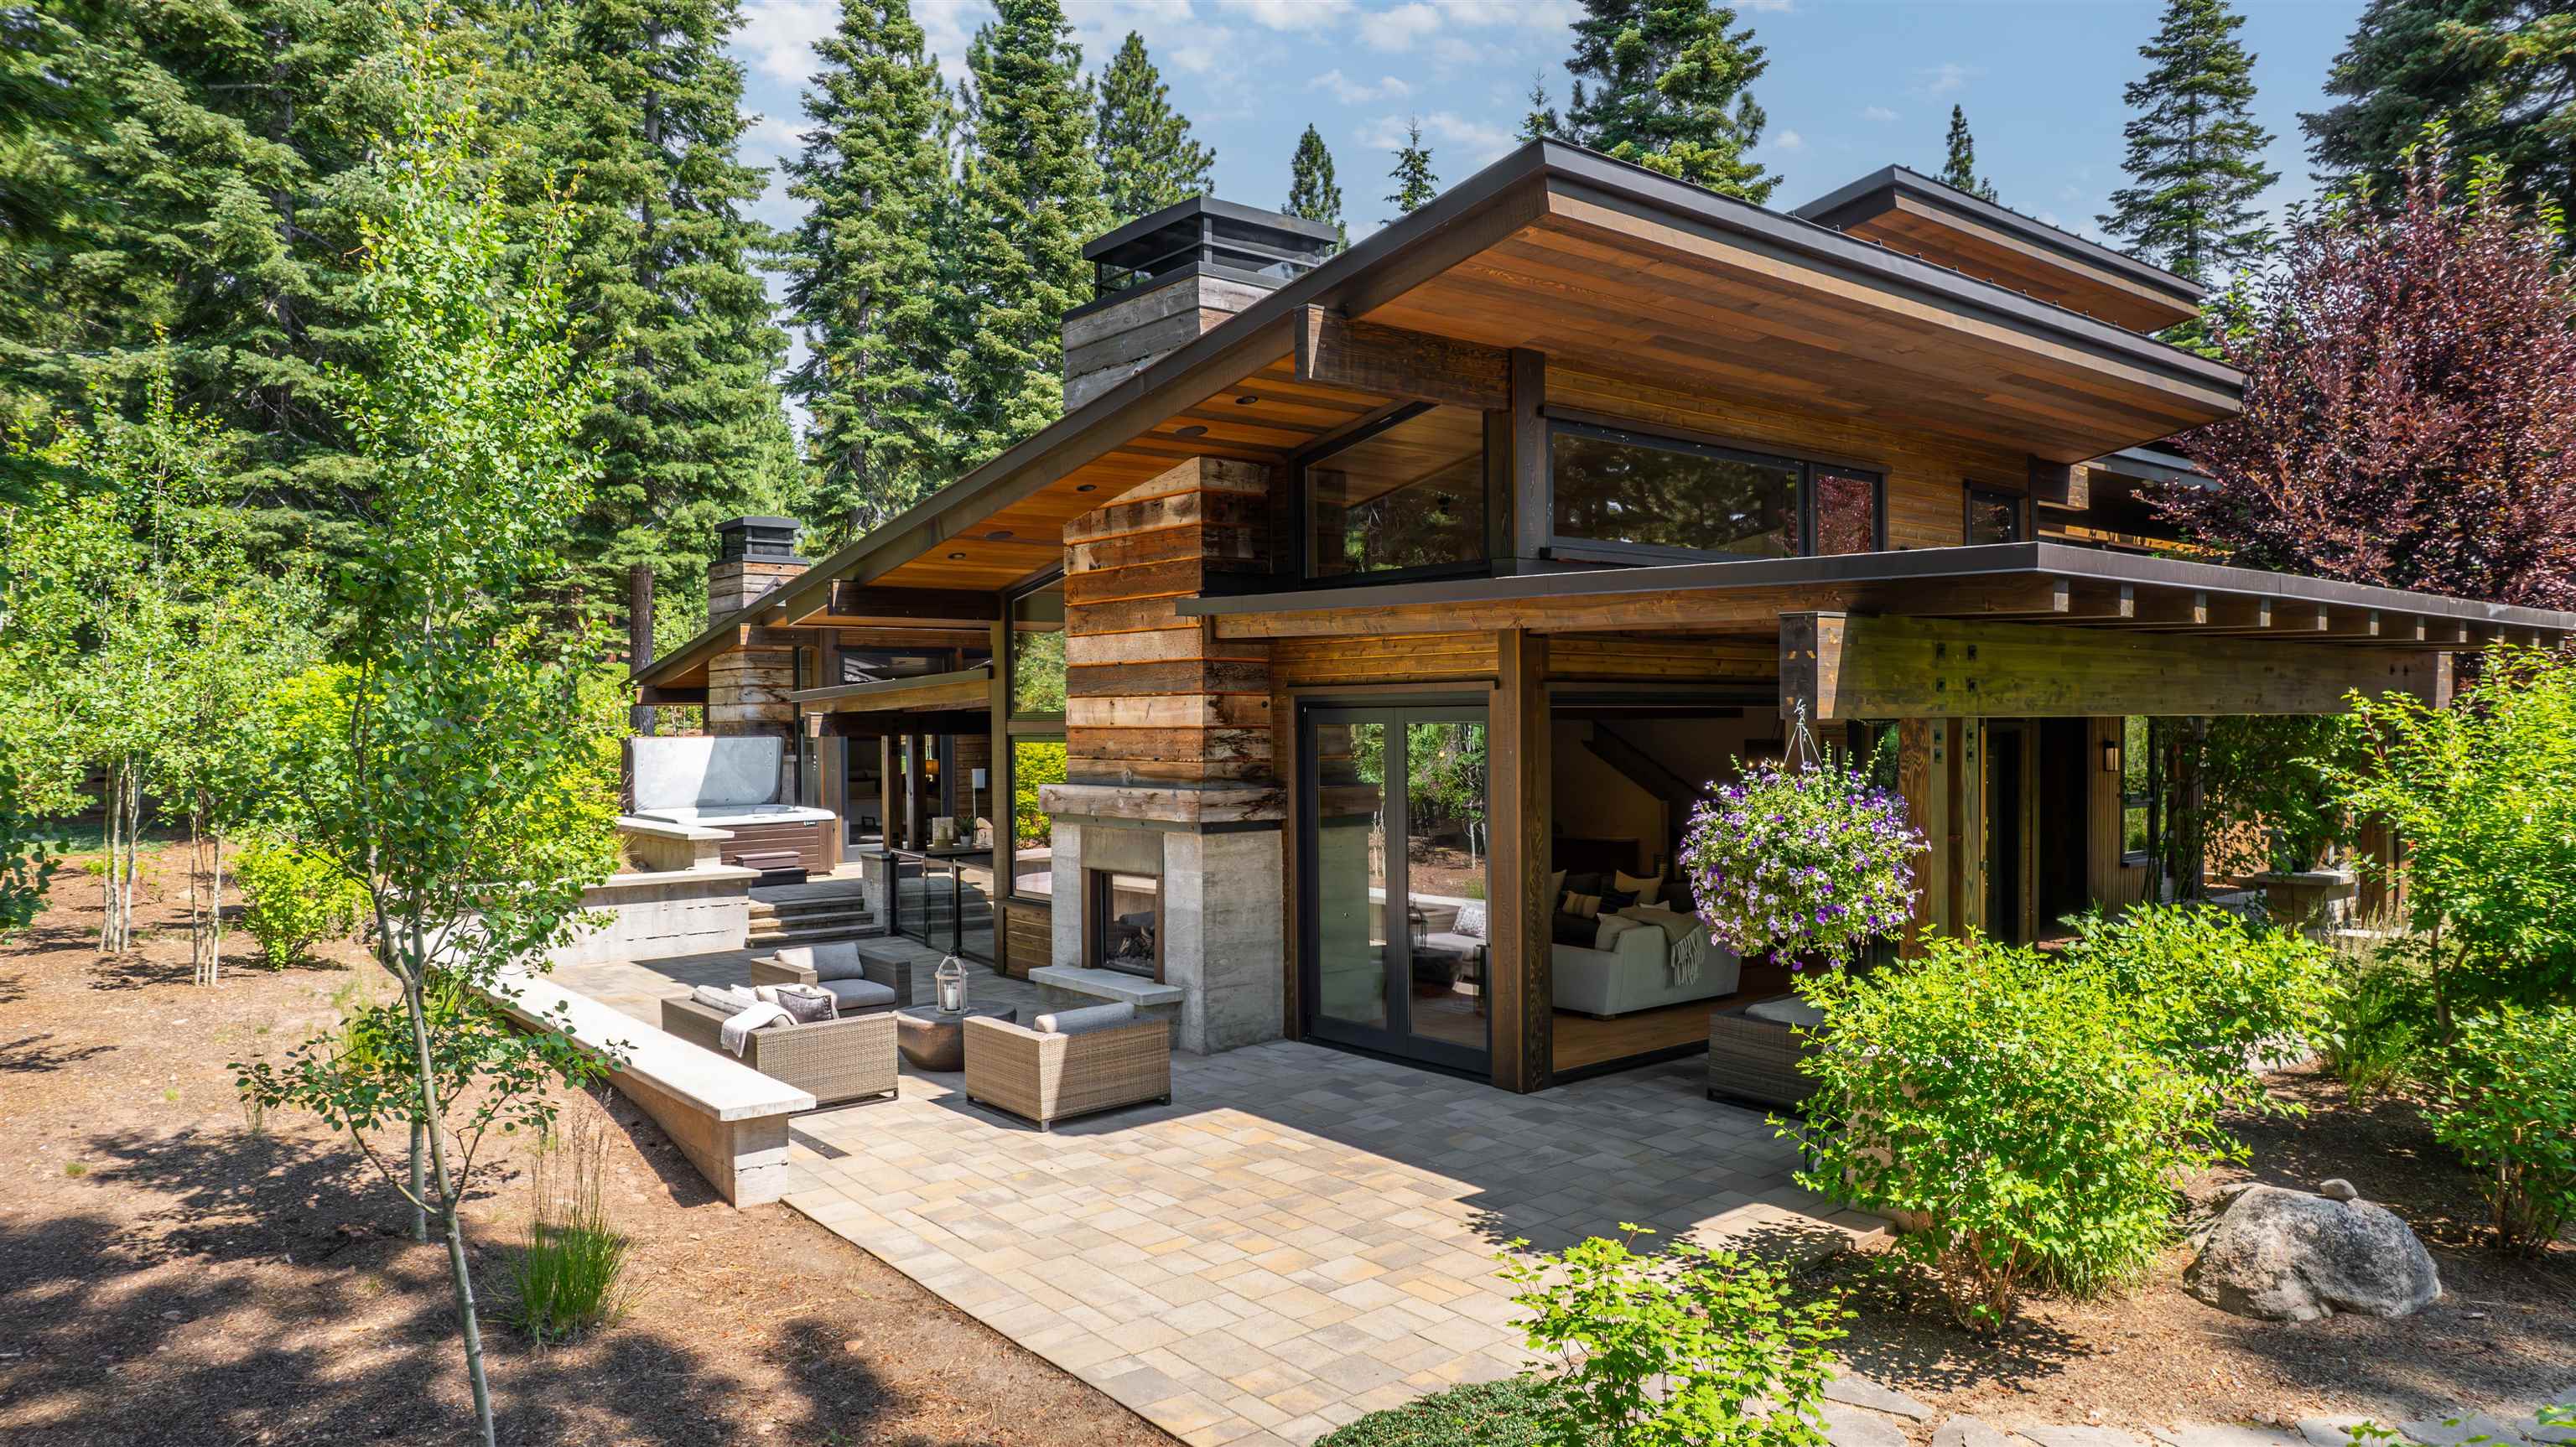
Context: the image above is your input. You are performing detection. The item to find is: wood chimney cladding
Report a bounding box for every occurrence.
[1061,456,1280,792]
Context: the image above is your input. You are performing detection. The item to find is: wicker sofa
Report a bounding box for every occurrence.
[962,1007,1171,1131]
[751,941,912,1014]
[660,997,899,1108]
[1706,995,1825,1112]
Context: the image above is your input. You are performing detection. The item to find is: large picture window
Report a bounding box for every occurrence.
[1009,579,1065,718]
[1302,403,1488,579]
[1009,735,1065,900]
[1549,423,1883,560]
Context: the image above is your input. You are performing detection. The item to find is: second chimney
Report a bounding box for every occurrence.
[708,516,808,624]
[1063,198,1338,409]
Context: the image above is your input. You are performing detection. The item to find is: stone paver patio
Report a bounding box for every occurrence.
[558,943,1876,1446]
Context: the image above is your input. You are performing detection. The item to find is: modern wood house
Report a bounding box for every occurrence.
[631,145,2576,1096]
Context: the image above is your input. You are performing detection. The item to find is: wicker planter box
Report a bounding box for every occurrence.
[661,997,899,1109]
[1706,1007,1820,1112]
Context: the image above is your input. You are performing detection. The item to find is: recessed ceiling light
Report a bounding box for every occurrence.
[1075,483,1096,493]
[1174,424,1208,438]
[946,551,966,560]
[984,529,1013,541]
[1234,394,1259,406]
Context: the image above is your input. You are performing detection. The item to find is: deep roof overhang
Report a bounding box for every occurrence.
[636,143,2247,688]
[1177,542,2576,645]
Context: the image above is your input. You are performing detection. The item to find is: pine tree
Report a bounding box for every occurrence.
[2100,0,2278,287]
[1939,105,1999,201]
[1519,75,1563,143]
[948,0,1109,467]
[2,0,405,558]
[1385,118,1438,219]
[783,0,957,552]
[497,0,798,694]
[1560,0,1777,200]
[1285,124,1346,247]
[2305,1,2575,224]
[1093,31,1213,226]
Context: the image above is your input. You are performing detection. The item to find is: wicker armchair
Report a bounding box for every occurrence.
[749,941,911,1015]
[1706,1006,1821,1112]
[661,997,898,1108]
[962,1014,1171,1131]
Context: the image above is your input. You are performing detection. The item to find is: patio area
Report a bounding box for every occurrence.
[552,943,1880,1447]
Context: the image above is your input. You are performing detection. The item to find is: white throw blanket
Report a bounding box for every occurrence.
[719,1002,791,1056]
[1616,906,1711,987]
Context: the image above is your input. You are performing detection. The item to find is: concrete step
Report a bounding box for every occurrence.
[747,918,887,947]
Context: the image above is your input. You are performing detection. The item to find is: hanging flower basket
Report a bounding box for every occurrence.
[1680,748,1925,971]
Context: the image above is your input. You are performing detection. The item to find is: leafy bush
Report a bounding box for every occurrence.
[1315,1378,1582,1446]
[1789,936,2234,1330]
[235,838,367,967]
[508,1118,629,1342]
[2425,1009,2576,1253]
[1498,1228,1841,1447]
[2321,939,2438,1101]
[1680,747,1924,970]
[2063,903,2340,1109]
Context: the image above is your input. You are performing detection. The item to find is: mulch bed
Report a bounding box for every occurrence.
[1814,1065,2576,1434]
[0,851,1176,1446]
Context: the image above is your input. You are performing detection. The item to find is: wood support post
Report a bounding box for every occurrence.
[1490,628,1551,1093]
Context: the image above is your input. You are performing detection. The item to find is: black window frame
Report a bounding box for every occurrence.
[1544,420,1888,565]
[1004,568,1067,724]
[2120,715,2159,868]
[1964,483,2028,545]
[1292,401,1496,586]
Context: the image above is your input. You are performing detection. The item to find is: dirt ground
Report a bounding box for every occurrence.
[1819,1063,2576,1434]
[0,850,1176,1447]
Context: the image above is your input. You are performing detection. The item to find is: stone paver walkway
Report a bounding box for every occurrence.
[1820,1378,2576,1447]
[781,1035,1875,1446]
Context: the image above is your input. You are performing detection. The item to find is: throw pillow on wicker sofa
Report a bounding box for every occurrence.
[692,983,758,1014]
[757,983,839,1024]
[1031,1001,1136,1035]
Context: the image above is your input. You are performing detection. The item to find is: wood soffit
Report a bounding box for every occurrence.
[636,142,2248,687]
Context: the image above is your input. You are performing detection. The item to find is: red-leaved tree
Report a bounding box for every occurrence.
[2167,132,2576,609]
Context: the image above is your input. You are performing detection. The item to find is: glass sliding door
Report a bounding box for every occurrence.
[1301,703,1491,1074]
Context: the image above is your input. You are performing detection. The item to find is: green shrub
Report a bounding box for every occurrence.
[1789,936,2234,1330]
[2064,903,2340,1108]
[2321,939,2438,1101]
[1314,1378,1583,1446]
[507,1120,629,1342]
[1498,1228,1841,1447]
[2426,1009,2576,1253]
[235,838,367,967]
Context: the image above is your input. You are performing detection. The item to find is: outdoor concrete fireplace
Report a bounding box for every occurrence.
[1037,818,1282,1055]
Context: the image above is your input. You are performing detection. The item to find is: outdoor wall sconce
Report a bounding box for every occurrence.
[2102,739,2122,773]
[935,955,968,1014]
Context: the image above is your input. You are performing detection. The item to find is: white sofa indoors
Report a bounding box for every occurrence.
[1551,923,1742,1019]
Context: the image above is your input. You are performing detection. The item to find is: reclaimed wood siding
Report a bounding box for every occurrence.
[1063,458,1280,787]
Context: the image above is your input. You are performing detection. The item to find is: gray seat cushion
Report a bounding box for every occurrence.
[1744,995,1826,1029]
[821,978,899,1009]
[1031,1000,1136,1036]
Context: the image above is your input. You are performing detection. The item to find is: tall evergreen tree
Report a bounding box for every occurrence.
[2100,0,2278,287]
[1285,123,1346,246]
[1093,31,1213,226]
[948,0,1109,467]
[1939,105,1999,200]
[2305,1,2575,224]
[1,0,405,557]
[498,0,797,692]
[1519,75,1563,143]
[1560,0,1777,200]
[783,0,957,552]
[1385,118,1439,219]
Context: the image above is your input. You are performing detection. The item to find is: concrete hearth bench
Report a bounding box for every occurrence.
[487,970,815,1206]
[1028,965,1183,1028]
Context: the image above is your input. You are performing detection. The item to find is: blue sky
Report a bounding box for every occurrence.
[727,0,2365,253]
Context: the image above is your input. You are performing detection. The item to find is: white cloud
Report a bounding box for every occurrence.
[1311,68,1413,103]
[1910,61,1979,100]
[1357,2,1441,49]
[1363,109,1517,168]
[1737,0,1793,10]
[737,0,839,85]
[1215,0,1350,32]
[1860,105,1899,123]
[1770,128,1805,153]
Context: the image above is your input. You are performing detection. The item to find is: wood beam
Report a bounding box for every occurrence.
[1292,306,1510,411]
[810,708,992,739]
[2028,457,2089,511]
[636,685,708,706]
[1208,575,2072,641]
[1781,611,2450,720]
[1505,348,1548,564]
[1490,629,1551,1094]
[797,583,1000,629]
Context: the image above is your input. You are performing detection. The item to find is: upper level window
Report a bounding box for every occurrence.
[1550,423,1884,560]
[1303,404,1488,579]
[1966,485,2025,544]
[1008,579,1065,718]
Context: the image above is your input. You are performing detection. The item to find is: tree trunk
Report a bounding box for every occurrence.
[627,563,656,736]
[397,926,496,1447]
[411,1120,428,1243]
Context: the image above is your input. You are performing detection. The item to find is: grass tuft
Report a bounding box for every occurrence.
[506,1115,629,1344]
